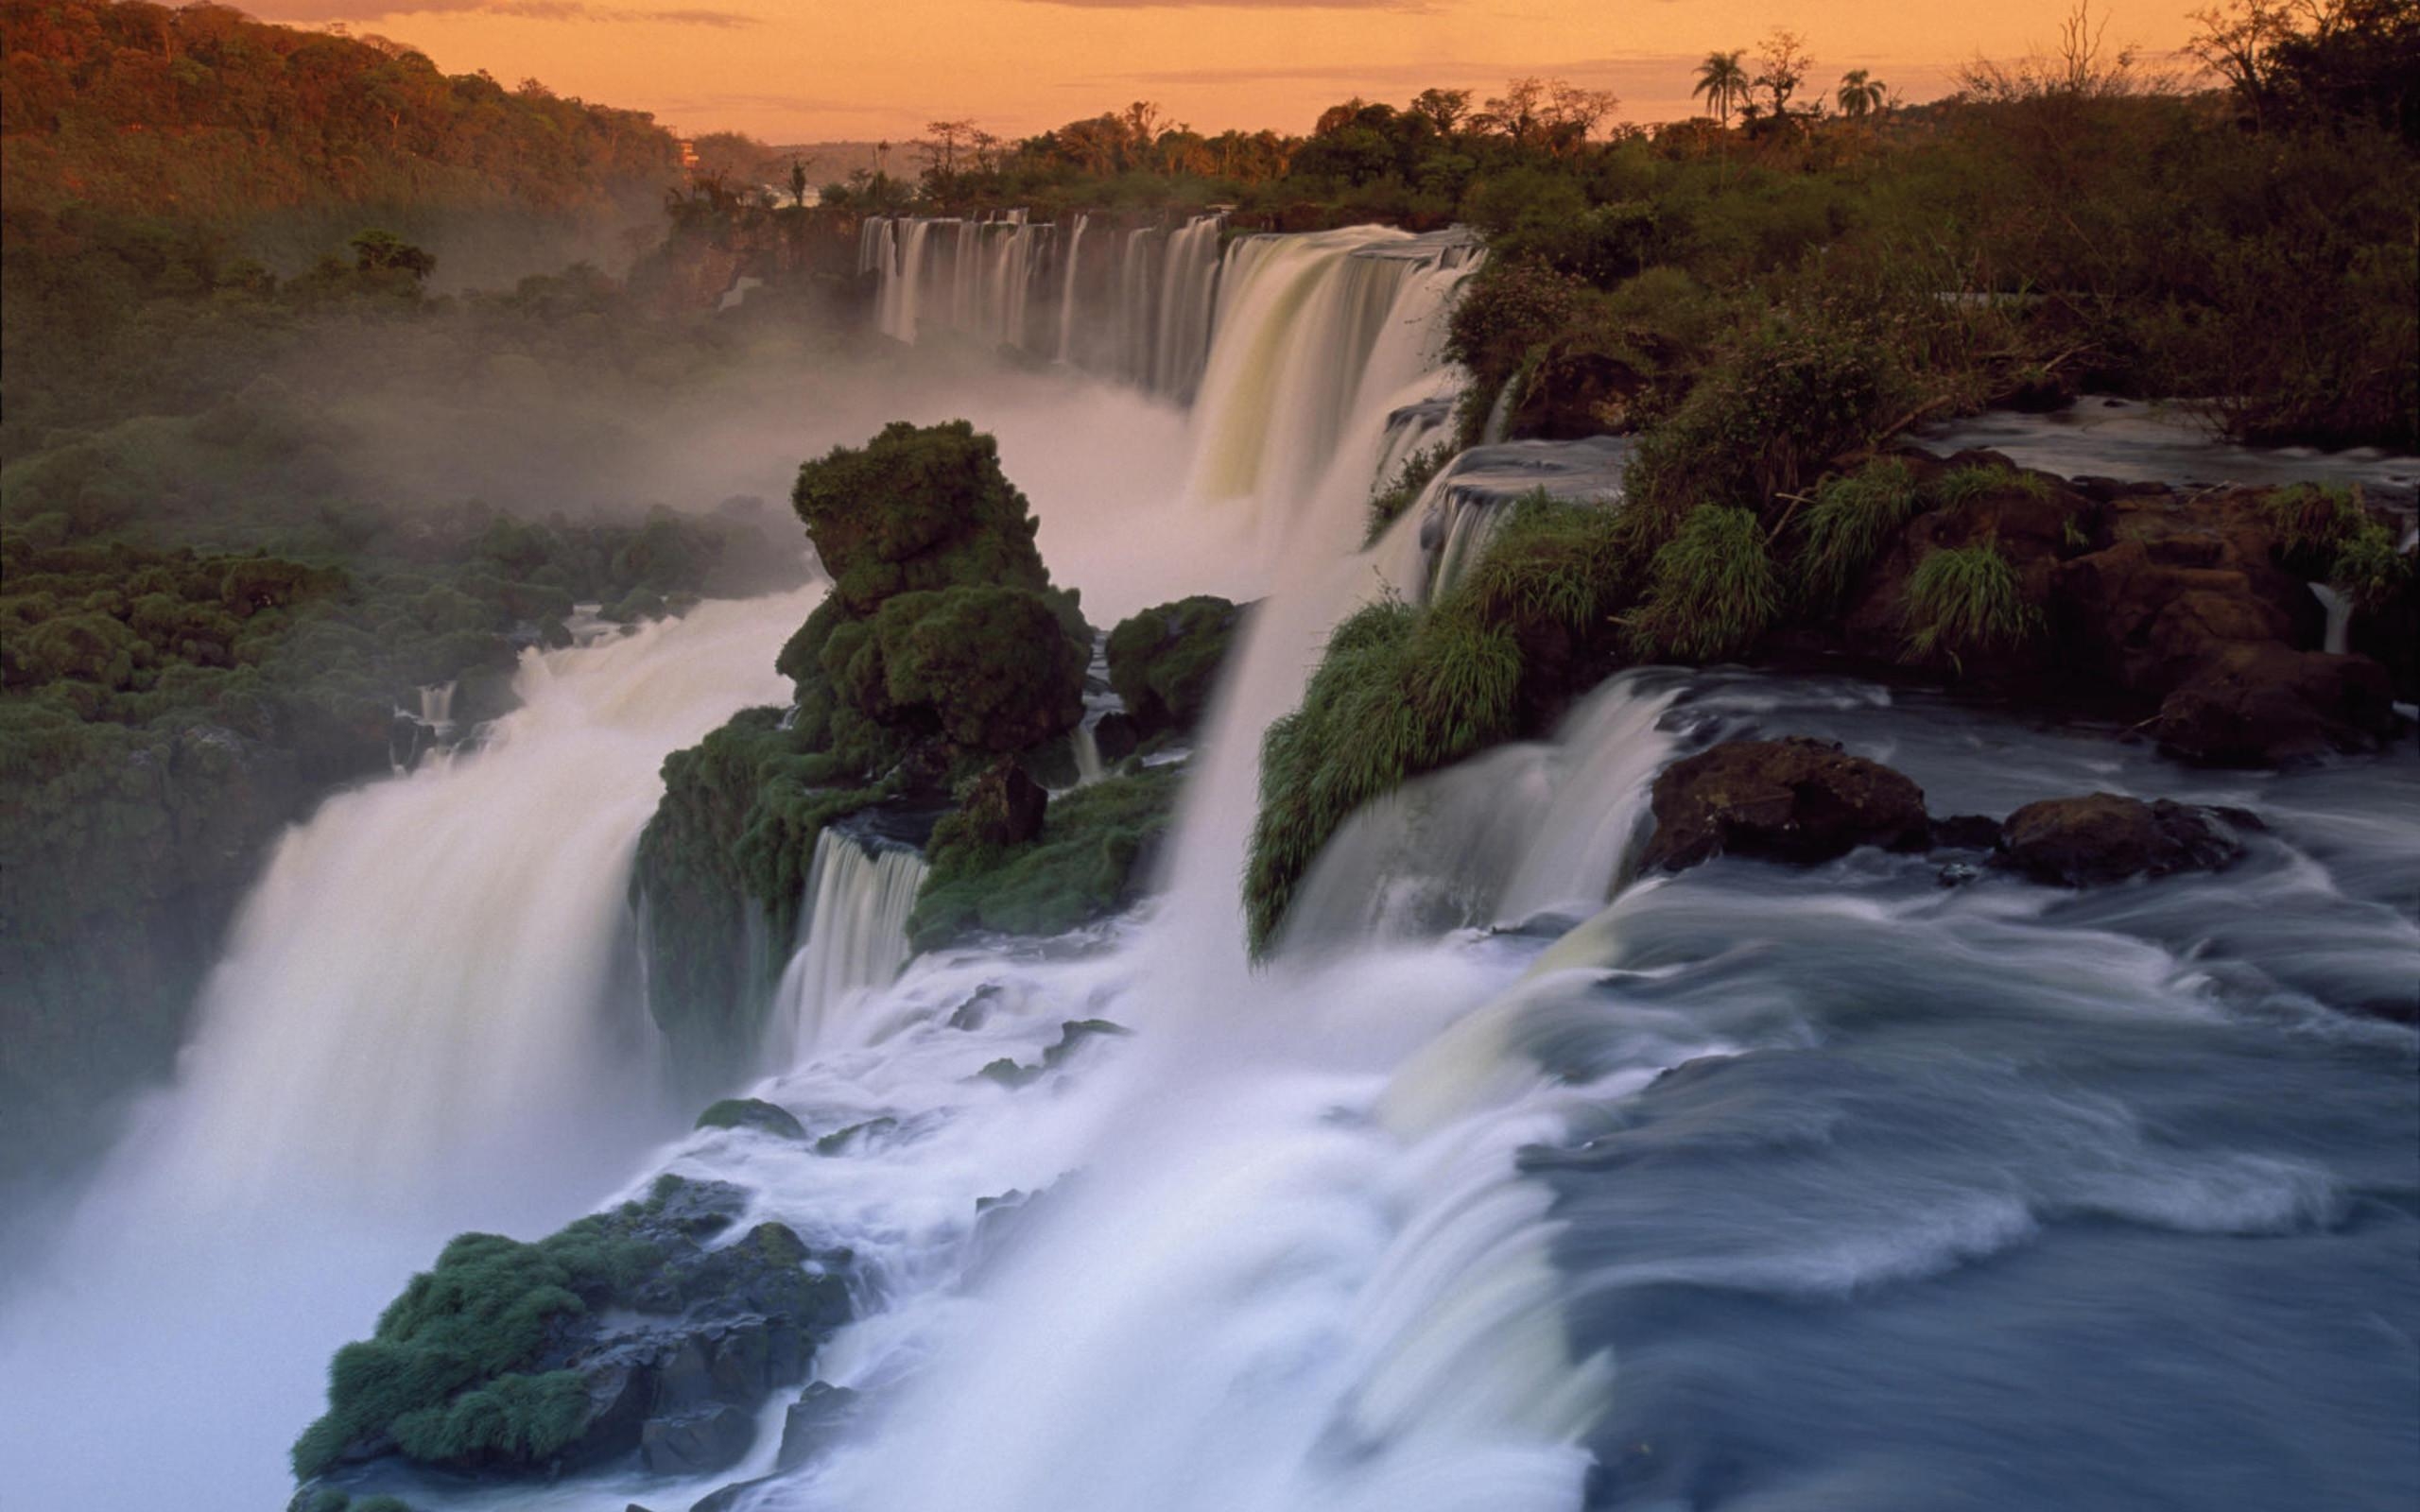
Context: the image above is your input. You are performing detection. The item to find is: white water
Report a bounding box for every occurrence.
[765,829,930,1064]
[6,225,1616,1512]
[0,586,821,1510]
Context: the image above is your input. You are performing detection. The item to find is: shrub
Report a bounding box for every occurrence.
[1624,309,1902,518]
[1105,595,1240,736]
[1901,541,2038,670]
[1794,457,1922,611]
[869,585,1087,751]
[1624,505,1781,662]
[1366,442,1454,543]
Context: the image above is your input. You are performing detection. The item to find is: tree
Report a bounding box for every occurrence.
[1836,68,1889,118]
[1410,87,1472,134]
[1692,49,1751,127]
[921,119,977,178]
[1544,79,1620,151]
[1754,29,1816,122]
[348,228,434,281]
[787,157,807,207]
[1478,77,1548,146]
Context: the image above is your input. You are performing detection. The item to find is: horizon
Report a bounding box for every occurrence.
[235,0,2212,144]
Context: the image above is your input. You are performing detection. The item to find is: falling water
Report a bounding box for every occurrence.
[766,827,930,1061]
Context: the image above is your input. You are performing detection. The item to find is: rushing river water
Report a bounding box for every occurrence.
[2,223,2413,1512]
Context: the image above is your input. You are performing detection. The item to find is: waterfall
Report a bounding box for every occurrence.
[116,586,815,1215]
[861,213,1226,400]
[1056,213,1088,363]
[768,827,930,1057]
[1182,229,1479,563]
[2311,582,2353,656]
[1074,722,1106,785]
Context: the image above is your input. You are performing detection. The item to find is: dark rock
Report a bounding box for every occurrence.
[1930,814,2004,850]
[695,1098,807,1141]
[1092,711,1141,763]
[1996,794,2247,886]
[690,1481,772,1512]
[641,1402,755,1477]
[777,1383,864,1469]
[974,1019,1132,1090]
[1642,738,1931,873]
[2153,644,2396,765]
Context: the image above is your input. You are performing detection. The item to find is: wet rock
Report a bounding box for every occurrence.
[776,1382,863,1469]
[1995,794,2247,885]
[1642,738,1931,873]
[975,1018,1132,1089]
[1092,710,1141,764]
[641,1402,755,1476]
[2152,644,2396,765]
[1930,814,2004,850]
[695,1098,807,1140]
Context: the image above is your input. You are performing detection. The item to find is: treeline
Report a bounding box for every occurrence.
[0,0,678,223]
[811,2,2414,448]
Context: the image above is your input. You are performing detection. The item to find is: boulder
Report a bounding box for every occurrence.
[954,758,1048,848]
[694,1098,807,1140]
[2152,644,2395,765]
[1642,738,1931,872]
[641,1403,755,1477]
[776,1382,863,1470]
[1996,794,2247,885]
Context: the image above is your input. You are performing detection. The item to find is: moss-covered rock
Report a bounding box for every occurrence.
[694,1098,807,1140]
[291,1176,850,1490]
[1105,595,1241,739]
[909,765,1181,950]
[792,420,1057,615]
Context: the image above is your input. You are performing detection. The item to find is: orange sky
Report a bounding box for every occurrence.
[248,0,2212,143]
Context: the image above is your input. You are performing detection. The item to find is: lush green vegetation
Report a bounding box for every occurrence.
[1,0,675,231]
[292,1174,817,1480]
[1105,595,1241,739]
[1795,457,1923,610]
[910,765,1184,949]
[2262,482,2415,608]
[1901,541,2040,669]
[635,422,1093,1068]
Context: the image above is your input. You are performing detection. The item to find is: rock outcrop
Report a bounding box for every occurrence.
[1105,595,1242,741]
[1995,794,2248,886]
[1641,737,1931,872]
[292,1177,853,1494]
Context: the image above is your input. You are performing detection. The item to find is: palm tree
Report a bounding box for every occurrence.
[1836,69,1888,120]
[1692,50,1750,129]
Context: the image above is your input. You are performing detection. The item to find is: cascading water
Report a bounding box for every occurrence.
[19,221,2413,1512]
[861,213,1225,399]
[765,828,930,1062]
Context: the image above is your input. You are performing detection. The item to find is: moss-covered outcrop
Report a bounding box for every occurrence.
[695,1097,807,1140]
[1105,595,1241,741]
[634,422,1094,1073]
[909,764,1182,950]
[291,1175,850,1491]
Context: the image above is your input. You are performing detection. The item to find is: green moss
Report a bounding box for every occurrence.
[1624,505,1781,662]
[2262,482,2412,608]
[1105,596,1240,737]
[791,420,1058,615]
[1900,541,2039,671]
[1794,457,1921,611]
[869,586,1087,751]
[909,764,1184,949]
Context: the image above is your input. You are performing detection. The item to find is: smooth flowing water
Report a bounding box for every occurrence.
[8,228,2414,1512]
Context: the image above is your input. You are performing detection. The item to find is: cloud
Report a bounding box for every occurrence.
[245,0,759,25]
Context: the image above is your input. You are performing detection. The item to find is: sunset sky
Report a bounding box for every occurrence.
[244,0,2213,144]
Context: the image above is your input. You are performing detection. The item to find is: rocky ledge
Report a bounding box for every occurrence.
[290,1176,854,1501]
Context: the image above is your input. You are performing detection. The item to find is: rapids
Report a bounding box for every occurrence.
[3,223,2413,1512]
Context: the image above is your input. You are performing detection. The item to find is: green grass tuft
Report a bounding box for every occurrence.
[1624,505,1781,662]
[1900,541,2039,670]
[2262,482,2411,608]
[1365,442,1456,545]
[1794,457,1922,610]
[1927,463,2052,507]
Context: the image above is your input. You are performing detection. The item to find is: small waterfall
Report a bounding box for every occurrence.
[2311,582,2353,656]
[1074,722,1106,785]
[1151,215,1225,401]
[1372,437,1635,606]
[769,827,929,1057]
[1056,213,1088,363]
